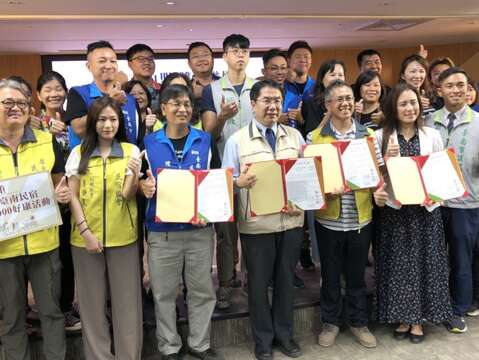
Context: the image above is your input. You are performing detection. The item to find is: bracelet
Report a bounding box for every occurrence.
[79,227,90,236]
[77,219,86,227]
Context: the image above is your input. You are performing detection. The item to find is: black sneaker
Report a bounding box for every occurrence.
[293,273,305,289]
[300,248,315,271]
[64,311,82,332]
[189,348,224,360]
[467,302,479,317]
[216,286,232,310]
[161,353,181,360]
[445,315,468,333]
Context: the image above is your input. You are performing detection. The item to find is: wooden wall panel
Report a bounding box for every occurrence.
[311,42,479,87]
[0,54,42,110]
[0,43,477,112]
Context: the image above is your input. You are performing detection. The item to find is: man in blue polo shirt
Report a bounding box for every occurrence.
[65,40,139,148]
[283,41,315,130]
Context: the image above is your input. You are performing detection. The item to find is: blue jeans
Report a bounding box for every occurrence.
[442,207,479,316]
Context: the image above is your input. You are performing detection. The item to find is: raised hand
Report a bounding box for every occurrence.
[355,99,364,115]
[127,150,145,177]
[55,176,71,204]
[145,107,157,129]
[373,183,388,207]
[386,136,400,157]
[141,169,156,198]
[420,89,430,109]
[49,112,67,135]
[108,82,127,105]
[235,166,257,189]
[219,95,239,121]
[418,44,428,59]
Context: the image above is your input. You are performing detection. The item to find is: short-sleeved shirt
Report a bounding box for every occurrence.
[200,83,244,114]
[316,121,383,232]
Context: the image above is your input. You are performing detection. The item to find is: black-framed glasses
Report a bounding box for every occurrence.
[166,101,193,109]
[0,99,30,110]
[131,56,155,64]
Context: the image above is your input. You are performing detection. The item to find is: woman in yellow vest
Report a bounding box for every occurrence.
[66,96,143,360]
[0,78,70,360]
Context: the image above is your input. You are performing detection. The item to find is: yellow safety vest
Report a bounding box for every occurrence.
[70,142,138,248]
[310,127,375,224]
[0,128,58,259]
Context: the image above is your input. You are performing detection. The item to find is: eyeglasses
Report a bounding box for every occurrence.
[330,96,354,103]
[131,56,155,64]
[190,53,212,61]
[227,48,249,56]
[166,101,193,109]
[266,66,288,73]
[257,98,282,106]
[0,99,30,110]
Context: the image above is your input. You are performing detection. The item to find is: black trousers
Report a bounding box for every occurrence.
[240,227,303,352]
[59,207,74,312]
[315,222,371,327]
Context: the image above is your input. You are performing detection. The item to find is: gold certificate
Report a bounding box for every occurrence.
[247,160,287,216]
[156,169,196,223]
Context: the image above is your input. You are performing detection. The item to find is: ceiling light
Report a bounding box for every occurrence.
[188,28,193,32]
[166,1,176,5]
[156,24,164,28]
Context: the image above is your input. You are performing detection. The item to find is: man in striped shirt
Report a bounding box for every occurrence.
[308,80,384,349]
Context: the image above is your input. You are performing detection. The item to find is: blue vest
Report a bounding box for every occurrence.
[68,82,138,148]
[144,126,212,232]
[283,76,315,112]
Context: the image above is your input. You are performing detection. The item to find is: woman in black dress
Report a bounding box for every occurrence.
[373,83,452,343]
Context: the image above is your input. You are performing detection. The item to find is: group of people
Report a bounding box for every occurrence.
[0,32,478,360]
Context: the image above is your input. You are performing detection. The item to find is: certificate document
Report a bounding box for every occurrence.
[156,169,196,223]
[303,143,344,193]
[0,172,62,241]
[340,138,380,190]
[284,158,325,210]
[197,169,233,222]
[247,160,287,216]
[420,150,467,202]
[386,156,427,205]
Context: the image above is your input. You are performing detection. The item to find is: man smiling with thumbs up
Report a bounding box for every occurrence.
[65,41,139,149]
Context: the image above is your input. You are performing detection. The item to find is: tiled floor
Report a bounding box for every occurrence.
[213,317,479,360]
